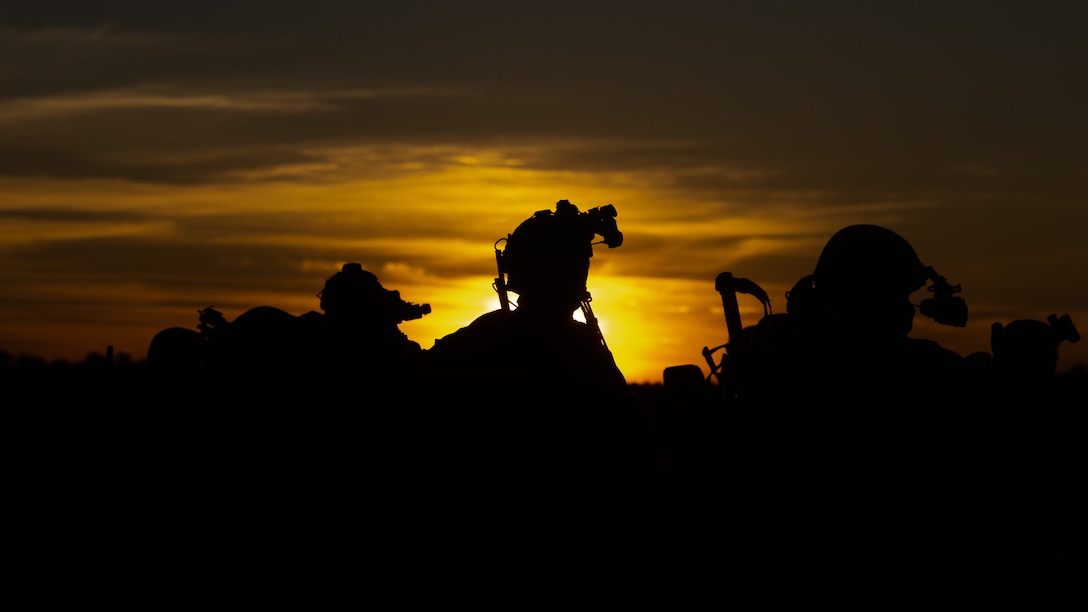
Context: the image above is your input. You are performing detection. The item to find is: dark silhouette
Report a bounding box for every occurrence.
[116,263,430,610]
[14,218,1088,611]
[965,314,1082,610]
[230,264,427,611]
[413,200,651,611]
[700,225,974,610]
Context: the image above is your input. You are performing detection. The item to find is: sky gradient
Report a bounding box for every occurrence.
[2,1,1086,383]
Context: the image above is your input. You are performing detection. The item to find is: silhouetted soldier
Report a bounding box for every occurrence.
[726,224,973,610]
[304,262,429,365]
[243,263,429,611]
[968,314,1080,610]
[416,200,650,611]
[149,264,429,609]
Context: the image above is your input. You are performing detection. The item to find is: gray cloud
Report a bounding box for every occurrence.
[0,207,148,223]
[1,225,489,300]
[1,1,1081,192]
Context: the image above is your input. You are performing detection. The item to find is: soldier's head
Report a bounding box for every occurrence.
[991,314,1079,387]
[811,224,931,340]
[318,263,430,326]
[501,200,622,313]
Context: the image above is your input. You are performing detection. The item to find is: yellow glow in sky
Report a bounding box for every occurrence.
[3,145,1087,382]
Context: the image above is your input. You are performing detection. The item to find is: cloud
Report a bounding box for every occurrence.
[0,206,147,223]
[0,23,168,45]
[0,89,329,122]
[0,85,470,122]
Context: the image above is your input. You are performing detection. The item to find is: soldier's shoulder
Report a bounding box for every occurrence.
[904,337,968,381]
[430,309,512,353]
[907,337,963,361]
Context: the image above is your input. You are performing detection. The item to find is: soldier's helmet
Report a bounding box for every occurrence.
[809,224,936,339]
[812,224,929,300]
[991,315,1080,383]
[318,263,430,325]
[502,200,622,303]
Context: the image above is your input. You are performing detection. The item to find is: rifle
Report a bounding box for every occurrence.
[702,272,772,398]
[493,238,512,312]
[580,294,609,351]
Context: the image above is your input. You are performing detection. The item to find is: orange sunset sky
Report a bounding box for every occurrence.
[2,1,1087,383]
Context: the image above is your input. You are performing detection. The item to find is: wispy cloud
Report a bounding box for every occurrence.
[0,206,147,223]
[0,86,470,122]
[0,23,165,45]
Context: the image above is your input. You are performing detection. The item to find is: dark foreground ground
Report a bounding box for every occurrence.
[4,351,1088,610]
